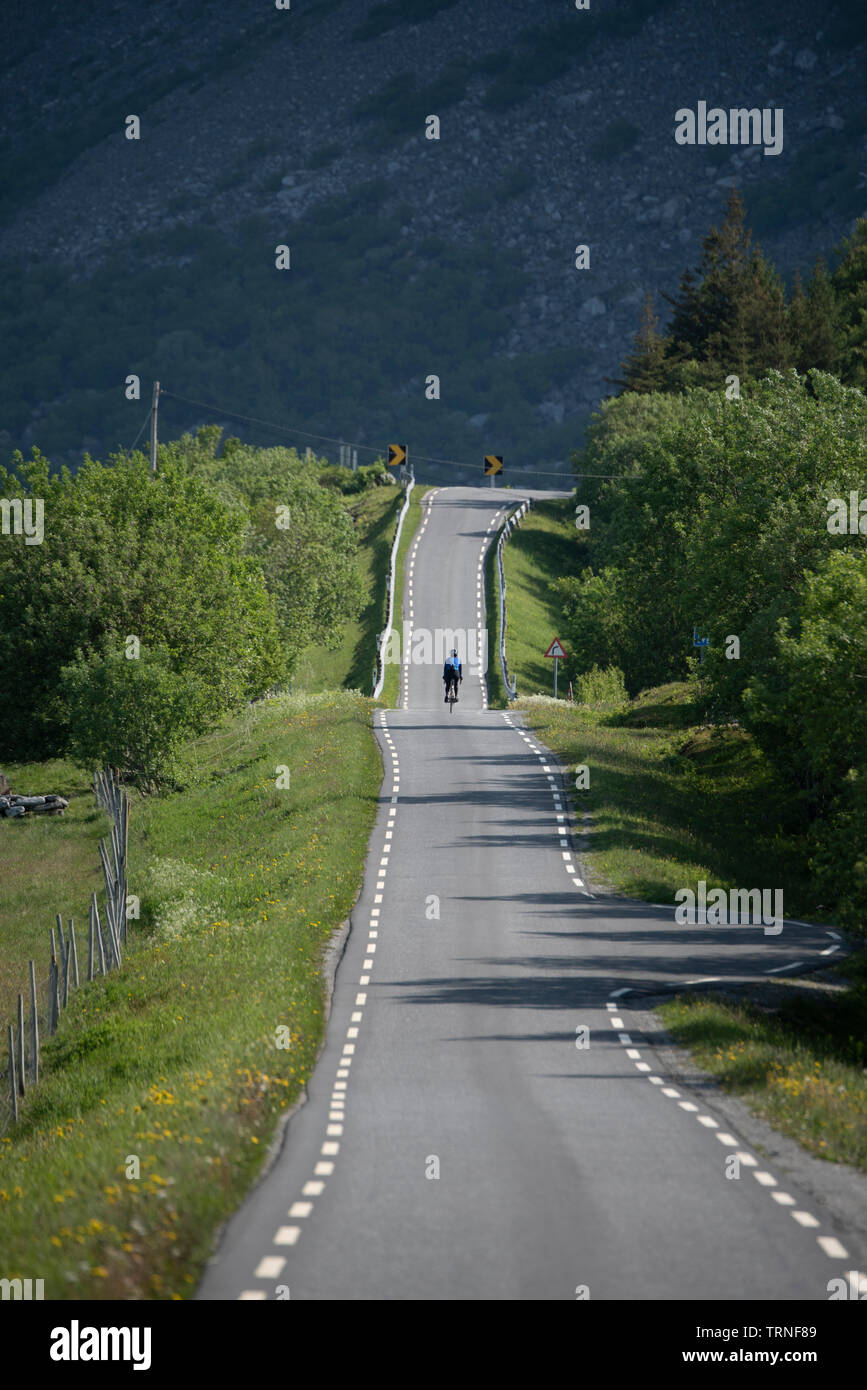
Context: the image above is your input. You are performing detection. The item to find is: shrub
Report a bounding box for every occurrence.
[60,645,209,790]
[575,664,628,706]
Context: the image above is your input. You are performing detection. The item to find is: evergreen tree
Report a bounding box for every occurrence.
[790,258,841,373]
[787,269,810,366]
[614,291,669,393]
[736,249,791,376]
[662,189,793,385]
[831,218,867,388]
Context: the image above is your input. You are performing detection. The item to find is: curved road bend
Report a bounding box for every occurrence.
[198,485,862,1301]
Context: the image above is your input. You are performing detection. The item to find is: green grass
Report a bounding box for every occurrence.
[483,519,508,710]
[659,969,867,1169]
[515,686,816,913]
[294,484,402,694]
[511,688,865,1164]
[501,498,818,910]
[381,483,429,708]
[0,760,111,1025]
[497,448,866,1165]
[502,497,581,700]
[0,690,380,1298]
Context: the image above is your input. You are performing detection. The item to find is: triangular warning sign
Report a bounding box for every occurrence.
[544,637,568,659]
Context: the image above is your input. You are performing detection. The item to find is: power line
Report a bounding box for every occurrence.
[125,406,153,456]
[160,389,387,455]
[157,387,613,481]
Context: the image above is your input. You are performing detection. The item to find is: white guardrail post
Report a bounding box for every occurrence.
[497,498,531,701]
[372,480,415,699]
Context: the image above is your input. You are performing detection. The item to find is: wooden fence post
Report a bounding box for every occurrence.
[51,960,60,1035]
[69,920,79,989]
[56,913,67,976]
[58,914,70,1008]
[29,961,38,1086]
[92,895,107,975]
[16,994,25,1097]
[7,1026,17,1124]
[49,929,59,1033]
[105,895,121,970]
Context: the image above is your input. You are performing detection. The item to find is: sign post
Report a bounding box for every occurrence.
[389,443,408,485]
[484,454,503,489]
[543,636,568,698]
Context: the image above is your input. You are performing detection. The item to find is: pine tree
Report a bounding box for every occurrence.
[614,292,669,393]
[831,218,867,388]
[787,269,810,367]
[737,249,791,375]
[789,257,841,374]
[662,188,793,385]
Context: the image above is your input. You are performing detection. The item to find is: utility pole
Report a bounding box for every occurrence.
[149,381,160,479]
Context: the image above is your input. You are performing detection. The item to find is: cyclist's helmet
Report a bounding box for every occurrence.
[452,649,459,657]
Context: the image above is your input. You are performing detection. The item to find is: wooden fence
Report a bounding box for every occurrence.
[0,769,129,1132]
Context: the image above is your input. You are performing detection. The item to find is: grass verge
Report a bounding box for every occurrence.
[515,686,816,913]
[501,497,579,699]
[295,484,402,693]
[516,688,867,1167]
[483,515,507,710]
[381,482,428,708]
[501,482,866,1166]
[0,760,112,1026]
[658,960,867,1170]
[0,690,380,1298]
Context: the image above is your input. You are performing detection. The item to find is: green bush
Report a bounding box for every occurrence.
[574,664,628,706]
[317,458,388,495]
[0,448,284,759]
[60,645,208,790]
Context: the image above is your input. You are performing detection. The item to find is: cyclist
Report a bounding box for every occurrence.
[443,649,462,703]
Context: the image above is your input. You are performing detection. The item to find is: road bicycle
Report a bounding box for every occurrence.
[446,679,460,713]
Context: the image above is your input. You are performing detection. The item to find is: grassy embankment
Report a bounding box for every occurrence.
[0,690,381,1297]
[501,495,866,1170]
[0,761,112,1028]
[487,496,576,707]
[294,482,403,694]
[380,481,429,708]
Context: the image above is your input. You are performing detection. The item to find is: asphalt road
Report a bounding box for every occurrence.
[197,486,862,1301]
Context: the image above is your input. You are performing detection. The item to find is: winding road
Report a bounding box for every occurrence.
[197,486,863,1301]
